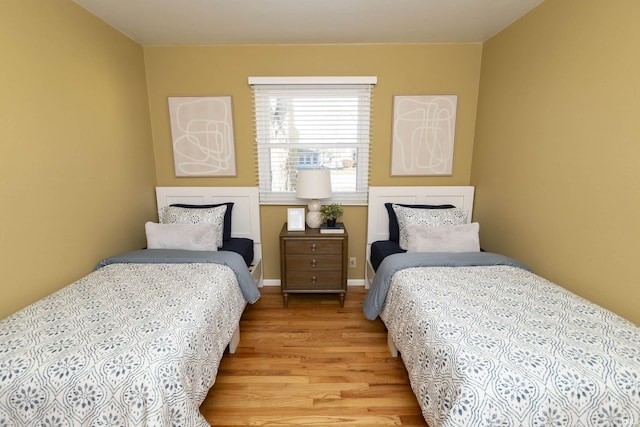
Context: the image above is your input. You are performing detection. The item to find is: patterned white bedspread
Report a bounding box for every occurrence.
[0,262,247,426]
[380,265,640,426]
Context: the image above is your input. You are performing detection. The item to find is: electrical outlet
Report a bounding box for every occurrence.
[349,257,356,268]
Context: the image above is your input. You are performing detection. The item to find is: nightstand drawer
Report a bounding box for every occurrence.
[285,254,342,271]
[285,270,343,290]
[285,239,342,255]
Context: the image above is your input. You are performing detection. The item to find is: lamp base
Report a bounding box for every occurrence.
[306,199,323,228]
[306,211,323,229]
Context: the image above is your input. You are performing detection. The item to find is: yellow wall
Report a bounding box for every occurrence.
[10,0,635,327]
[0,0,157,318]
[472,0,640,324]
[144,44,483,280]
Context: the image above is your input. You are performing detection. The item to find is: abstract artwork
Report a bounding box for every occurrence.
[168,96,236,177]
[390,95,457,176]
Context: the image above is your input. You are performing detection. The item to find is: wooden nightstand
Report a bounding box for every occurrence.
[279,223,348,307]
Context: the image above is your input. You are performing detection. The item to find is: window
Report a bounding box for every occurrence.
[250,77,376,205]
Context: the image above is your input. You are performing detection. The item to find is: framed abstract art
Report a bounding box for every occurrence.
[168,96,237,177]
[390,95,458,176]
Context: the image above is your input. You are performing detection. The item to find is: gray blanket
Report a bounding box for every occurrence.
[363,252,529,320]
[97,249,261,303]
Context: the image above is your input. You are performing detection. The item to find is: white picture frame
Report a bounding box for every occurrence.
[287,208,305,231]
[390,95,458,176]
[168,96,237,177]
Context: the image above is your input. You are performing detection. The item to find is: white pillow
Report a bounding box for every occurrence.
[392,204,468,250]
[406,222,480,253]
[160,205,226,248]
[145,222,219,251]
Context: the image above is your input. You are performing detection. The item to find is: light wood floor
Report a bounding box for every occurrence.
[200,286,428,426]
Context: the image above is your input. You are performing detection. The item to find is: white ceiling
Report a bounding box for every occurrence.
[72,0,544,46]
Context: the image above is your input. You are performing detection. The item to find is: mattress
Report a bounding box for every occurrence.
[369,254,640,426]
[0,251,259,426]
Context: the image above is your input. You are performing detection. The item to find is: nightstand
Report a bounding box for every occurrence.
[279,224,348,307]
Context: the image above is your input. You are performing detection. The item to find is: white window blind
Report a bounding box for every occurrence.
[250,77,376,205]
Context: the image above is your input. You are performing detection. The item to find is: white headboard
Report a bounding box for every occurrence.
[364,186,474,287]
[155,187,262,264]
[367,186,475,245]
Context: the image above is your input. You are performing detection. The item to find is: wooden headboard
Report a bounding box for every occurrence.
[155,187,262,280]
[365,186,475,287]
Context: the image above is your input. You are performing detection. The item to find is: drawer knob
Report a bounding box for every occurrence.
[311,259,317,267]
[311,243,317,252]
[311,275,317,284]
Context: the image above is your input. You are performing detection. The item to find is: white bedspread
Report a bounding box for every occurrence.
[381,265,640,426]
[0,262,246,426]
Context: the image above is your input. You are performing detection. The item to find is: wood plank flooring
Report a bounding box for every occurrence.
[200,286,428,426]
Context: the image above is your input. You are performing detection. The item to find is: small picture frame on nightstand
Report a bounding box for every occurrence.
[287,208,305,231]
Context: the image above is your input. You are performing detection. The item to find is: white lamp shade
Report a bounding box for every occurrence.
[296,169,332,200]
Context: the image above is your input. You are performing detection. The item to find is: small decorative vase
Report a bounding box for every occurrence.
[326,219,337,228]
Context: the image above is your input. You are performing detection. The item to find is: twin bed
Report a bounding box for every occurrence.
[0,187,262,426]
[363,186,640,426]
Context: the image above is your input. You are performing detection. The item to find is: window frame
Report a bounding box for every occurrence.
[250,76,376,206]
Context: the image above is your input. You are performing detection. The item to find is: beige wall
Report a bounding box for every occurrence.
[144,44,483,280]
[472,0,640,324]
[0,0,157,318]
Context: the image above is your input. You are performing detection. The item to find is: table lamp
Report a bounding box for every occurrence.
[296,169,332,228]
